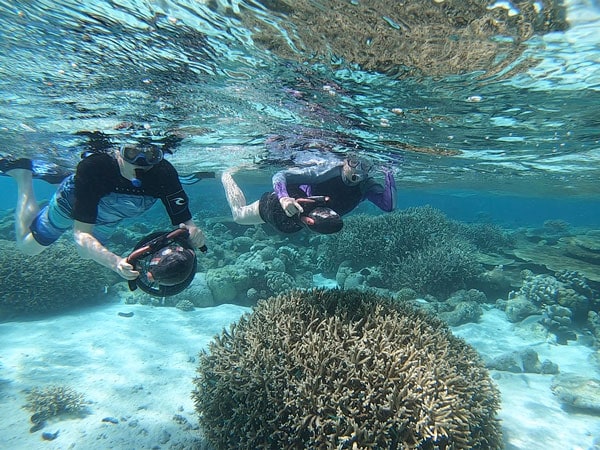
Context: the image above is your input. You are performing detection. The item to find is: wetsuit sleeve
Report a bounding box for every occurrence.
[72,155,114,223]
[272,170,291,198]
[364,170,396,212]
[157,161,193,225]
[273,164,342,199]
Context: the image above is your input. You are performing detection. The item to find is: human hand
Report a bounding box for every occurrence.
[279,196,304,217]
[180,223,207,250]
[115,258,139,280]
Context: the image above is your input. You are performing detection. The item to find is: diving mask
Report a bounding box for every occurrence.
[120,144,164,166]
[343,155,373,185]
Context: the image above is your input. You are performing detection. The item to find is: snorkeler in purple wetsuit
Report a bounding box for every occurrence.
[222,153,396,234]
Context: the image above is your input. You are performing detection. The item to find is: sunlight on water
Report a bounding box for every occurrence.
[0,0,598,196]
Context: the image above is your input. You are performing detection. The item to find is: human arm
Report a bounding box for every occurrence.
[151,162,206,249]
[154,161,202,229]
[272,163,341,216]
[73,220,139,280]
[272,168,304,216]
[71,157,137,279]
[364,170,396,212]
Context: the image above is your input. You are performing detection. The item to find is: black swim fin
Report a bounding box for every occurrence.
[0,156,71,184]
[0,157,33,172]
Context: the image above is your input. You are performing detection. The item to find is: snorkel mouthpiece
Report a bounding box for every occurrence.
[132,169,143,187]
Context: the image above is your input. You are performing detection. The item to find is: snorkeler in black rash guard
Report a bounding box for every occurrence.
[0,143,206,281]
[221,153,396,235]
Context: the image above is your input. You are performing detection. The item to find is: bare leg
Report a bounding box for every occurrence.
[221,170,264,225]
[7,169,45,255]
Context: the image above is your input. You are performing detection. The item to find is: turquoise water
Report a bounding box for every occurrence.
[1,1,600,449]
[1,0,599,201]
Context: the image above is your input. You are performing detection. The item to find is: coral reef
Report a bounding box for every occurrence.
[437,289,486,326]
[137,207,514,311]
[563,233,600,264]
[175,299,195,311]
[0,239,118,314]
[193,289,502,449]
[473,264,518,300]
[317,206,461,274]
[503,269,596,343]
[503,296,540,323]
[24,385,86,422]
[317,206,497,297]
[555,270,595,299]
[205,266,249,304]
[119,272,216,308]
[391,238,482,297]
[0,209,15,241]
[507,230,600,282]
[540,305,577,344]
[335,265,386,291]
[463,222,515,253]
[234,0,567,78]
[517,273,560,306]
[200,226,314,305]
[486,348,559,374]
[265,270,296,295]
[587,311,600,342]
[171,273,215,308]
[395,287,418,302]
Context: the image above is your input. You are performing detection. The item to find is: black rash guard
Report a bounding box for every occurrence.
[72,153,192,225]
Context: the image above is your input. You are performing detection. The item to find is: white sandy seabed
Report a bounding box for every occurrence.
[1,279,599,450]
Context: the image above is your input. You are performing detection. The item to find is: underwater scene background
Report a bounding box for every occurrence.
[1,0,600,449]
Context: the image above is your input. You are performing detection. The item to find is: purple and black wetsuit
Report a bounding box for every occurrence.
[258,162,396,233]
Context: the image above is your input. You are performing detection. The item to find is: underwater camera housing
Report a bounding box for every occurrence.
[126,228,200,297]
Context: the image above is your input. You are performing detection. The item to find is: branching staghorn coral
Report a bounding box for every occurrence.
[24,385,86,421]
[193,289,502,449]
[317,206,461,274]
[0,239,118,314]
[317,206,500,297]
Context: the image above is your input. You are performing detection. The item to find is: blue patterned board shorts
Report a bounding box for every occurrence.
[30,175,158,246]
